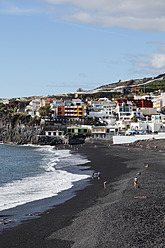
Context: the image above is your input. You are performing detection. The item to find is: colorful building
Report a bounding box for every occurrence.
[42,98,56,107]
[116,99,153,108]
[91,126,119,138]
[51,99,85,118]
[67,126,88,136]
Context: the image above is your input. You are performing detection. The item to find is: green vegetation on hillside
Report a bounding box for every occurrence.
[139,79,165,93]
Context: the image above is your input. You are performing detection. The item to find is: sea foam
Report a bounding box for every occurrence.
[0,145,91,212]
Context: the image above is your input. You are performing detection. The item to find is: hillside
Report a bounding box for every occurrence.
[73,73,165,98]
[2,73,165,101]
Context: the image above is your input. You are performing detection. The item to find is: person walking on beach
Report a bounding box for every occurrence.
[134,177,138,189]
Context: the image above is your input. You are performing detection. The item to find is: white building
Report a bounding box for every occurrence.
[25,99,42,117]
[88,98,116,125]
[88,108,116,125]
[89,98,116,111]
[130,115,165,133]
[152,93,165,112]
[116,101,143,125]
[134,94,155,101]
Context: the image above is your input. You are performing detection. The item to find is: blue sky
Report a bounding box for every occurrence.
[1,0,165,98]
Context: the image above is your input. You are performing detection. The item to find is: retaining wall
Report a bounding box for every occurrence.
[113,133,165,144]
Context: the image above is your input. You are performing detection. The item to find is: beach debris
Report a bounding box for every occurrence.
[27,212,41,217]
[134,196,147,199]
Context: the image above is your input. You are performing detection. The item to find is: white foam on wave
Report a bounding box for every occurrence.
[0,147,91,212]
[0,169,90,211]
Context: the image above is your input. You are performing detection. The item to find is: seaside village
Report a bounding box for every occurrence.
[1,87,165,145]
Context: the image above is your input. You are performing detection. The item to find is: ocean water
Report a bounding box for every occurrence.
[0,143,91,229]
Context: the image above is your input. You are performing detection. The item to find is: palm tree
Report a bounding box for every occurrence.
[131,116,138,123]
[39,106,53,119]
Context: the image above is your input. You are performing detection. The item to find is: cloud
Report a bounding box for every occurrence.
[129,44,165,74]
[151,54,165,69]
[0,6,38,15]
[44,0,165,31]
[0,1,42,15]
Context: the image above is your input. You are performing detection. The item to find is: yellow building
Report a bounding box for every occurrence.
[73,106,84,117]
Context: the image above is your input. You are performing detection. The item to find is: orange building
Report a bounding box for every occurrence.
[42,98,56,107]
[55,106,65,117]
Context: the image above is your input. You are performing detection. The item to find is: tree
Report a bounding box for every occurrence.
[39,106,47,118]
[45,105,53,118]
[131,116,138,123]
[39,106,53,118]
[77,88,83,92]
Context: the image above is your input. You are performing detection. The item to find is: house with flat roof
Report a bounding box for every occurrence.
[91,126,119,139]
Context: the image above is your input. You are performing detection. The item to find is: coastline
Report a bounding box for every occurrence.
[0,139,165,247]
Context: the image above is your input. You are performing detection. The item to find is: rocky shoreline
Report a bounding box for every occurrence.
[0,112,66,145]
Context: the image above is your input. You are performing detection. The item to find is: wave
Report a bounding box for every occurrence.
[0,169,90,211]
[0,145,91,212]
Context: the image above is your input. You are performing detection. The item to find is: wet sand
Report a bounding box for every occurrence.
[0,139,165,248]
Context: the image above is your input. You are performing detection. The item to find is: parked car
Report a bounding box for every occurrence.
[125,130,137,136]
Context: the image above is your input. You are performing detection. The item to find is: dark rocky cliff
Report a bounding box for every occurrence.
[0,112,64,145]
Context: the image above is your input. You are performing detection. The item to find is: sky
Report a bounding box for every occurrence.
[0,0,165,99]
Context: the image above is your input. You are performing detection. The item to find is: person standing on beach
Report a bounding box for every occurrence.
[104,181,107,189]
[97,171,101,180]
[134,177,138,189]
[92,172,95,179]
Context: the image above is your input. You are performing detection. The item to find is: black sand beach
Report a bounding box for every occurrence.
[0,139,165,248]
